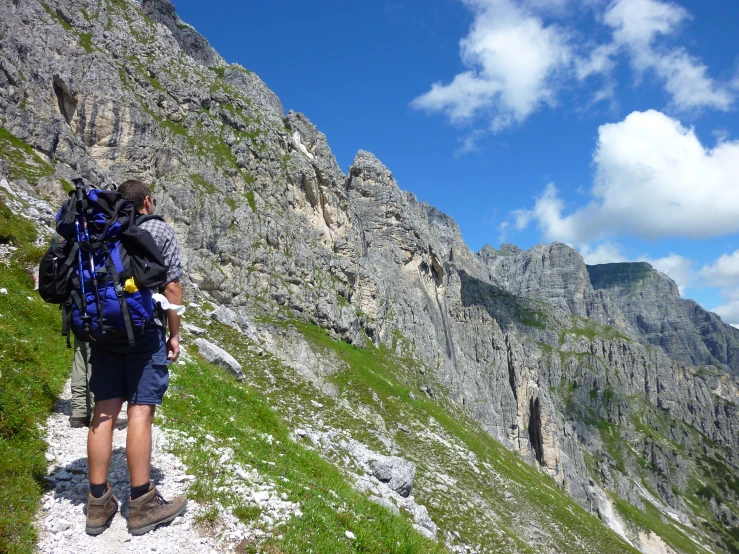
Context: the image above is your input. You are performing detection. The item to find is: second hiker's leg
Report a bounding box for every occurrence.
[126,404,155,487]
[70,337,90,421]
[81,340,94,417]
[87,398,124,484]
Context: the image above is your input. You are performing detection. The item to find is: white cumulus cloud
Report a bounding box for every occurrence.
[603,0,687,45]
[410,0,571,129]
[579,242,628,265]
[712,288,739,327]
[515,110,739,242]
[644,253,694,295]
[701,250,739,288]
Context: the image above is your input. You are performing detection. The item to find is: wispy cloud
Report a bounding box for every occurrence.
[412,0,735,139]
[603,0,734,111]
[711,288,739,326]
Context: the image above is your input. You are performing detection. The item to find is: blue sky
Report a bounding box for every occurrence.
[171,0,739,324]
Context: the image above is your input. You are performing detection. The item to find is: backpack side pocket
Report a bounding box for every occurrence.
[38,241,78,304]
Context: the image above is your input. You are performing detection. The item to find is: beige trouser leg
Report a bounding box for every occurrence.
[70,337,94,419]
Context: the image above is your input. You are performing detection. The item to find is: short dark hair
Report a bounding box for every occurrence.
[118,179,151,210]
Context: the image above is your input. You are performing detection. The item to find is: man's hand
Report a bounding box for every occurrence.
[163,279,182,363]
[167,335,180,362]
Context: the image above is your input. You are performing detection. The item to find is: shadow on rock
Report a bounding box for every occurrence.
[54,397,73,417]
[46,447,166,517]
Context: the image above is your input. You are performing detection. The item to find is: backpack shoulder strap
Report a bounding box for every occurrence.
[135,214,164,226]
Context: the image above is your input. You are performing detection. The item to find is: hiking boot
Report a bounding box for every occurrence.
[69,416,90,428]
[128,483,187,536]
[85,485,118,535]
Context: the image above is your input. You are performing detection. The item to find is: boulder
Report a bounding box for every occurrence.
[369,456,416,497]
[210,305,241,331]
[194,338,244,380]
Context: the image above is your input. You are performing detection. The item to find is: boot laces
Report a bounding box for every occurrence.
[153,490,170,505]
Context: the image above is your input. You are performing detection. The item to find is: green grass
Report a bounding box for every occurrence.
[78,32,93,53]
[233,503,262,524]
[198,314,638,554]
[162,349,446,553]
[189,173,218,194]
[244,190,257,212]
[615,499,713,554]
[60,179,74,194]
[598,420,626,473]
[0,200,37,247]
[0,208,70,552]
[39,1,73,31]
[559,317,630,344]
[0,127,55,184]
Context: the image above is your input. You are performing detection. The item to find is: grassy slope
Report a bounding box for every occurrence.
[0,194,709,554]
[0,202,70,552]
[181,307,638,554]
[162,353,445,554]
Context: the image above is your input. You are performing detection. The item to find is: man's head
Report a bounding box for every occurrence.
[118,179,157,215]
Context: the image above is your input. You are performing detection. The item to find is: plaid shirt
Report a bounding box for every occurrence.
[139,218,183,284]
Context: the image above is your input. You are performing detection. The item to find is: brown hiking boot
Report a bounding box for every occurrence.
[128,482,187,536]
[85,485,118,535]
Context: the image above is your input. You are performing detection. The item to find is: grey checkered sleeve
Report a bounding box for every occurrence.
[140,219,183,284]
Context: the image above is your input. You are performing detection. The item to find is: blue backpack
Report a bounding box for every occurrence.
[39,179,168,347]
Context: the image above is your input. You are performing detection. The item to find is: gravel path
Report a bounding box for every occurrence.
[35,380,223,554]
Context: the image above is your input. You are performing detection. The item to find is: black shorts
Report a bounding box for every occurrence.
[89,326,170,405]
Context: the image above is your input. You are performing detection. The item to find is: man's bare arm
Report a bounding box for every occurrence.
[163,279,182,361]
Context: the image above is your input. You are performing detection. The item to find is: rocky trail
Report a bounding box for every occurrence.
[35,379,219,553]
[34,379,279,553]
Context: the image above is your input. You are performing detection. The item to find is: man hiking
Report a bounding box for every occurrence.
[84,180,187,536]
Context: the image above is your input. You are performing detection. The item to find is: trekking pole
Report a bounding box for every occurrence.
[81,213,104,327]
[75,219,92,335]
[72,178,102,335]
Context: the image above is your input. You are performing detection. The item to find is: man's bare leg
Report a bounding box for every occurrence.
[126,404,155,487]
[88,398,124,484]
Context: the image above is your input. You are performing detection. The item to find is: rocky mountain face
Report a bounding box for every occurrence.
[479,243,739,377]
[1,0,738,552]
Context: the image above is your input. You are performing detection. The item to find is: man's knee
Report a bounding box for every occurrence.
[127,403,156,421]
[92,398,124,423]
